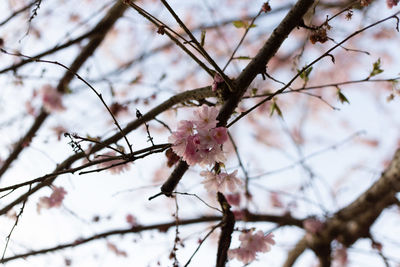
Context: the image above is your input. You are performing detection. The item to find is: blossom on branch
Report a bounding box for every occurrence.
[200,170,242,193]
[229,230,275,264]
[168,105,228,166]
[37,186,67,213]
[211,73,224,92]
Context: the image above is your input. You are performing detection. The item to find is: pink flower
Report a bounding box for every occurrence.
[182,135,202,165]
[229,230,275,264]
[193,105,218,130]
[126,214,137,226]
[226,193,241,206]
[200,171,220,192]
[168,120,194,157]
[229,247,256,264]
[37,186,67,213]
[169,105,229,166]
[40,84,65,112]
[270,192,284,208]
[387,0,399,8]
[212,73,224,92]
[210,127,228,144]
[333,247,348,267]
[218,170,242,193]
[201,170,241,193]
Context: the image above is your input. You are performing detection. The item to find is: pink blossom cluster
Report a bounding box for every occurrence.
[229,230,275,264]
[168,105,228,166]
[40,84,65,112]
[37,186,67,213]
[201,170,242,193]
[387,0,399,8]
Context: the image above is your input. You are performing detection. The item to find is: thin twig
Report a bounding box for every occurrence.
[184,223,221,267]
[1,49,134,154]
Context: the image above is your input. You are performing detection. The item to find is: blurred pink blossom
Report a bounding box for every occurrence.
[200,170,242,193]
[387,0,399,8]
[229,230,275,264]
[126,214,137,226]
[211,73,224,92]
[37,186,67,213]
[40,84,65,112]
[226,193,241,206]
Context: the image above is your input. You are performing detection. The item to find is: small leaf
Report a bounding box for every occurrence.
[337,88,350,104]
[270,99,283,118]
[159,73,167,81]
[369,58,383,78]
[233,20,246,28]
[298,66,313,82]
[250,88,258,97]
[129,75,141,84]
[200,29,206,46]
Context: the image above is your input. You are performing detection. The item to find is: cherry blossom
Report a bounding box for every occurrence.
[200,170,220,192]
[229,230,275,264]
[192,105,219,130]
[387,0,399,8]
[226,193,241,206]
[200,170,242,193]
[40,84,65,112]
[126,214,137,226]
[218,170,242,193]
[211,73,224,92]
[169,105,228,166]
[37,186,67,213]
[210,127,228,144]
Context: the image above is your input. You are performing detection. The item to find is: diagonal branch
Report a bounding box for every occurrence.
[158,0,316,197]
[283,148,400,266]
[0,86,215,216]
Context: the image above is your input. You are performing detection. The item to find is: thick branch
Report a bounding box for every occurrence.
[158,0,315,196]
[284,149,400,266]
[216,193,235,267]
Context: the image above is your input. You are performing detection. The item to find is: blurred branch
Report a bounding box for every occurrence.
[0,0,128,180]
[227,11,400,128]
[0,0,40,27]
[0,211,303,263]
[283,148,400,266]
